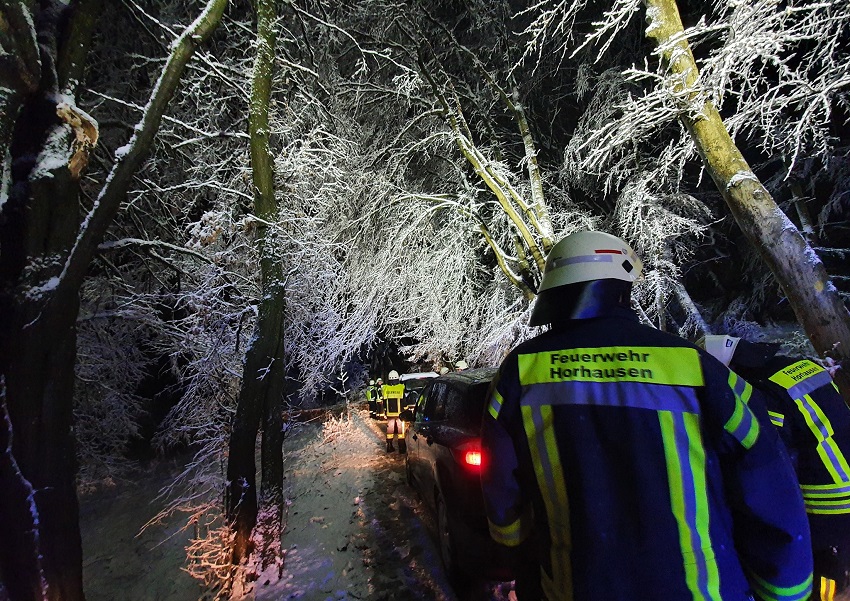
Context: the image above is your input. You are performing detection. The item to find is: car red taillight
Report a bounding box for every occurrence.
[454,440,483,470]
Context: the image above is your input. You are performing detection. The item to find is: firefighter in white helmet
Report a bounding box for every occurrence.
[480,230,812,601]
[454,359,468,371]
[382,371,406,452]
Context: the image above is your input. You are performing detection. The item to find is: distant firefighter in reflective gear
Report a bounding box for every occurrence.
[382,371,405,453]
[480,231,813,601]
[365,379,379,419]
[702,335,850,601]
[374,378,384,419]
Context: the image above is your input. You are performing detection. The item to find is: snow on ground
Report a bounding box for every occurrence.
[80,405,515,601]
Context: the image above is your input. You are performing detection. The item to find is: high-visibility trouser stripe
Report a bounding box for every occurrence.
[794,395,850,483]
[659,411,721,601]
[768,411,785,427]
[747,569,813,601]
[521,404,573,601]
[820,577,836,601]
[725,372,759,449]
[385,418,403,438]
[487,515,529,547]
[488,389,504,419]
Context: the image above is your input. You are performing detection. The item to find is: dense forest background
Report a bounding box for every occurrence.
[1,0,849,599]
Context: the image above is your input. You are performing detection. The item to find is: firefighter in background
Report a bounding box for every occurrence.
[382,371,405,452]
[454,359,468,371]
[366,379,378,419]
[375,378,384,419]
[702,334,850,601]
[480,231,812,601]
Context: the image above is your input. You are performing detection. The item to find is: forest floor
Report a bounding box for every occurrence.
[79,405,515,601]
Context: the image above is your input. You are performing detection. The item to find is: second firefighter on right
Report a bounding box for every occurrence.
[702,335,850,601]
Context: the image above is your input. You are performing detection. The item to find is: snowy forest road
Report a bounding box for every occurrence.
[264,406,514,601]
[80,407,514,601]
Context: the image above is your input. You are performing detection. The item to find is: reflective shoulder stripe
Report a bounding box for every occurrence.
[747,569,812,601]
[768,411,785,428]
[769,360,832,400]
[487,511,532,547]
[488,389,504,420]
[517,346,704,387]
[724,372,759,449]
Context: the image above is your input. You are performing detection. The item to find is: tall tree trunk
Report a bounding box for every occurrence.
[0,1,228,599]
[0,388,47,601]
[643,0,850,402]
[226,0,285,571]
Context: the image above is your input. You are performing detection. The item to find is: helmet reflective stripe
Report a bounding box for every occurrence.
[552,252,635,270]
[537,231,642,294]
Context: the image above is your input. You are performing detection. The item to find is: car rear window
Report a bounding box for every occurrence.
[405,378,431,391]
[444,381,491,429]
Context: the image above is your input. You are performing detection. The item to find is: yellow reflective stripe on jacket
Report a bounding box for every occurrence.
[794,395,850,484]
[521,403,573,601]
[517,346,704,387]
[769,360,835,399]
[724,372,760,449]
[747,569,813,601]
[659,410,722,601]
[382,384,405,416]
[768,411,785,427]
[382,384,404,399]
[770,360,850,490]
[820,576,836,601]
[799,482,850,514]
[488,389,504,420]
[487,508,532,547]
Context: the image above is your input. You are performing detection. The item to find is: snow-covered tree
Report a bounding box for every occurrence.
[0,1,228,597]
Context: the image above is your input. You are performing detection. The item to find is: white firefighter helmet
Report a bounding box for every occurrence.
[697,335,741,367]
[376,378,383,385]
[529,231,642,326]
[538,231,641,293]
[388,370,399,380]
[439,367,450,375]
[454,360,468,370]
[369,379,375,386]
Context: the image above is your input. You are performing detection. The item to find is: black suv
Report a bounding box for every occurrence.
[401,367,515,582]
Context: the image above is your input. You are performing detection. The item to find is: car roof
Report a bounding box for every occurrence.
[399,371,439,381]
[432,367,497,387]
